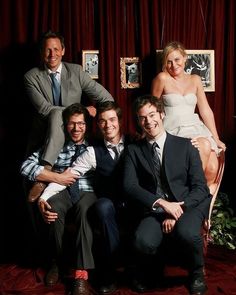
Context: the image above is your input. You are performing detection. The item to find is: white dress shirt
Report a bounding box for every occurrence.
[40,136,125,201]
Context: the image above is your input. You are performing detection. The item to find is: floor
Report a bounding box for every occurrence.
[0,245,236,295]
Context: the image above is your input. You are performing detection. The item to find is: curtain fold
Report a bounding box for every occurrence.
[0,0,235,139]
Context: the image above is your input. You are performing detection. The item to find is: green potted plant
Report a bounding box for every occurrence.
[210,193,236,250]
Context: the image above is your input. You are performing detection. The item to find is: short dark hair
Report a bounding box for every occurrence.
[62,103,90,129]
[96,101,122,122]
[133,95,164,133]
[39,30,65,52]
[133,95,164,115]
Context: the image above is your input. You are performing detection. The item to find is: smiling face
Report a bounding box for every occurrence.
[165,49,187,77]
[137,103,165,140]
[66,113,86,144]
[42,37,65,71]
[97,109,121,144]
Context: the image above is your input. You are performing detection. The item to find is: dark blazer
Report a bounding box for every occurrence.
[123,133,211,217]
[24,62,113,117]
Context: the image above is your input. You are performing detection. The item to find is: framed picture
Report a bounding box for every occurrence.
[156,49,215,92]
[82,50,99,79]
[120,57,141,89]
[185,50,215,92]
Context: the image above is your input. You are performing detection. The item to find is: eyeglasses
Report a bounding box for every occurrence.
[67,121,86,128]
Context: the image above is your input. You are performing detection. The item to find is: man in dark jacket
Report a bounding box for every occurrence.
[123,95,210,295]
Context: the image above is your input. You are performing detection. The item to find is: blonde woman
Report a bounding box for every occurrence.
[151,41,226,193]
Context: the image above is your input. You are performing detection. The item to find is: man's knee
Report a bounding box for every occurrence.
[93,198,115,219]
[134,232,158,256]
[48,198,65,215]
[48,108,63,122]
[175,225,202,247]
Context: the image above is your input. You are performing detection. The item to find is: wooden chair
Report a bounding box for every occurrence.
[203,150,225,252]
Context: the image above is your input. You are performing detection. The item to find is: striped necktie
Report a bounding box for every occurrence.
[67,144,86,204]
[152,142,166,199]
[50,72,61,106]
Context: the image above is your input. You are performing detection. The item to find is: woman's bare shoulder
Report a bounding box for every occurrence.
[190,74,202,84]
[153,71,169,82]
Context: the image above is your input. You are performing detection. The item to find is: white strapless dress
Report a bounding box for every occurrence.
[162,93,219,152]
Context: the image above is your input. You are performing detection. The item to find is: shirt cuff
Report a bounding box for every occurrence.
[33,166,45,181]
[152,198,161,210]
[40,183,66,202]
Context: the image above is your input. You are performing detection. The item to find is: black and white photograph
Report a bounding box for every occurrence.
[120,57,141,88]
[82,50,99,79]
[185,50,215,92]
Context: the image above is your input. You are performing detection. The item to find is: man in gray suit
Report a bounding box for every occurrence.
[123,95,210,294]
[24,30,114,202]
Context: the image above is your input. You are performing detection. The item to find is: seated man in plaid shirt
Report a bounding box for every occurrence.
[21,103,96,295]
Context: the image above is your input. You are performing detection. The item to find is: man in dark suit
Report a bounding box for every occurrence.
[24,30,113,202]
[123,95,210,295]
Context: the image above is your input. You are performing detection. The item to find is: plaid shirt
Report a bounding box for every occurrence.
[20,141,94,192]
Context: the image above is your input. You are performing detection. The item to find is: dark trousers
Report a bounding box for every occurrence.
[89,197,120,270]
[47,189,97,269]
[134,207,205,276]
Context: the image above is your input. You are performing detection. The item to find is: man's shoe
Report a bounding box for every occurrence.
[131,278,149,293]
[72,279,90,295]
[131,278,161,293]
[28,181,46,202]
[96,282,117,294]
[45,263,59,287]
[189,274,207,294]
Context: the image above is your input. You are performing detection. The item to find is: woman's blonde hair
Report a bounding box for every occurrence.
[162,41,187,71]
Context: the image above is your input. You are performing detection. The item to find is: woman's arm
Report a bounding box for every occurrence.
[151,72,166,98]
[195,75,225,149]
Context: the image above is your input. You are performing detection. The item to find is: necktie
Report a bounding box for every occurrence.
[112,146,120,161]
[152,142,166,199]
[67,144,86,204]
[70,144,86,165]
[108,144,120,161]
[50,72,61,106]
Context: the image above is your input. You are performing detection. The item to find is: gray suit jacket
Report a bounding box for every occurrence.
[123,133,211,217]
[24,62,114,117]
[24,62,114,165]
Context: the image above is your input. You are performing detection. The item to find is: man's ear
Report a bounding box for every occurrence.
[160,112,165,120]
[62,47,65,56]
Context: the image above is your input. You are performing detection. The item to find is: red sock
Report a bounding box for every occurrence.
[75,269,88,280]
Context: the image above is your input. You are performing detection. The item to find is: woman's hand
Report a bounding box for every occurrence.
[215,139,226,151]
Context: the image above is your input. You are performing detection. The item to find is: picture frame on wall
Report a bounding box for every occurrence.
[82,50,99,79]
[156,49,215,92]
[120,57,141,89]
[185,50,215,92]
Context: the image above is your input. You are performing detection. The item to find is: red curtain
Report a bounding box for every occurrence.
[0,0,235,139]
[0,0,235,140]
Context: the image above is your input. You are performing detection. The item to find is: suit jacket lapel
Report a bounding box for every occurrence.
[162,133,176,180]
[140,139,157,184]
[61,63,70,104]
[37,71,54,103]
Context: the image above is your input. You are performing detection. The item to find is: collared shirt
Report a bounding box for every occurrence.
[47,63,62,84]
[70,135,125,176]
[104,135,125,160]
[148,131,167,164]
[40,136,125,200]
[21,140,94,201]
